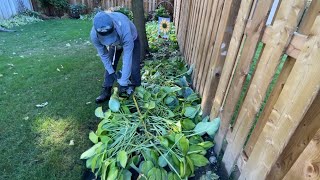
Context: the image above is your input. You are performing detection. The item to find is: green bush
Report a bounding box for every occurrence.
[155,5,170,20]
[37,0,68,11]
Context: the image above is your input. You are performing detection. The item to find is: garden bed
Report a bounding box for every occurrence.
[81,21,220,180]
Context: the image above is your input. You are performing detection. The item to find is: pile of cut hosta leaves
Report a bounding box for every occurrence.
[81,57,220,180]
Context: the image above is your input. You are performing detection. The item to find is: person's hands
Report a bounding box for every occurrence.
[110,73,118,82]
[118,85,129,98]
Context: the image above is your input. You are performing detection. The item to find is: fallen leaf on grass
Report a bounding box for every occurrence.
[7,63,14,67]
[57,68,60,72]
[36,102,48,108]
[86,102,92,105]
[23,116,29,120]
[66,43,71,47]
[0,74,3,77]
[69,140,75,146]
[13,72,18,75]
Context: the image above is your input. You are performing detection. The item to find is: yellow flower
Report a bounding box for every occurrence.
[160,19,170,34]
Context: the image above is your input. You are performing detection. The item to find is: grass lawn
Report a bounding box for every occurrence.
[0,19,106,179]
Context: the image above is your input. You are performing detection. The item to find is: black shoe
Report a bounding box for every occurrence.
[95,87,112,104]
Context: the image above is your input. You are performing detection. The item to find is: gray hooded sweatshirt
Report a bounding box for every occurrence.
[90,12,138,86]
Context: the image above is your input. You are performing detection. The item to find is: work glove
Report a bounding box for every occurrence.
[118,85,134,98]
[110,73,118,82]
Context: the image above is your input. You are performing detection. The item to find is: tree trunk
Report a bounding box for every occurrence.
[131,0,149,60]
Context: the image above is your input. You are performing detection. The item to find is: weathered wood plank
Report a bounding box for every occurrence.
[267,93,320,179]
[200,0,241,115]
[213,0,274,154]
[244,0,319,158]
[185,0,199,64]
[210,0,272,153]
[194,1,219,92]
[222,0,306,175]
[189,0,207,67]
[198,0,225,95]
[283,129,320,180]
[239,15,320,180]
[244,57,296,156]
[209,0,255,117]
[192,0,214,89]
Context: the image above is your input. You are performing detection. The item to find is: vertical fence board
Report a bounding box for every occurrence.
[239,14,320,180]
[186,0,201,64]
[193,0,216,92]
[244,0,320,158]
[200,0,240,114]
[283,129,320,180]
[190,0,208,66]
[198,0,225,95]
[244,57,296,156]
[191,0,211,86]
[213,0,275,155]
[222,0,306,175]
[184,0,196,64]
[267,93,320,179]
[194,0,220,91]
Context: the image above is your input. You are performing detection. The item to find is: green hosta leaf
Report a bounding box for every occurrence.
[101,161,111,180]
[91,154,99,172]
[147,167,157,178]
[182,87,194,98]
[186,93,199,102]
[161,168,168,180]
[188,145,206,154]
[89,131,98,144]
[117,150,128,168]
[189,154,209,167]
[181,119,196,130]
[194,117,220,137]
[180,76,189,87]
[206,117,220,137]
[86,157,93,169]
[186,156,194,174]
[100,135,111,144]
[178,136,189,156]
[186,64,195,75]
[140,161,154,175]
[198,141,214,150]
[189,135,204,144]
[158,154,168,167]
[159,136,169,147]
[168,172,180,180]
[80,142,102,159]
[121,105,131,114]
[145,101,156,110]
[184,105,200,119]
[165,96,175,105]
[109,97,120,112]
[107,162,119,180]
[119,169,132,180]
[95,107,104,118]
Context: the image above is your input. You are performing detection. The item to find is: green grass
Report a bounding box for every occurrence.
[0,19,106,179]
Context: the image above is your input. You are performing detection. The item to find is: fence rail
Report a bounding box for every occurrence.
[30,0,168,16]
[174,0,320,179]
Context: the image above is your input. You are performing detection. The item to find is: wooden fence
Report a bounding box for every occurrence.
[31,0,170,16]
[174,0,320,179]
[0,0,33,19]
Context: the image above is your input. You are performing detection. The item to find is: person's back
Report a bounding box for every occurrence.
[90,11,141,103]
